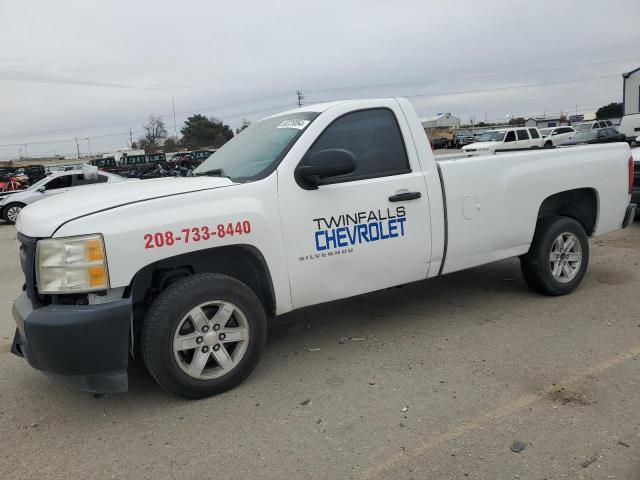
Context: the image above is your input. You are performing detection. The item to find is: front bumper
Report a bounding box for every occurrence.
[11,292,132,393]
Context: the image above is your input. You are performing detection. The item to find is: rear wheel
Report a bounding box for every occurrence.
[2,202,25,224]
[141,273,267,398]
[520,216,589,295]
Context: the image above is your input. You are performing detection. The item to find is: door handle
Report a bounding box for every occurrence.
[388,191,421,202]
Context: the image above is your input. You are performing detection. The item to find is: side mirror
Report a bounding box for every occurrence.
[36,186,45,193]
[296,149,356,189]
[551,131,558,136]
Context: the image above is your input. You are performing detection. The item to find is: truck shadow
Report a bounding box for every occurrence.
[122,257,530,402]
[266,257,526,352]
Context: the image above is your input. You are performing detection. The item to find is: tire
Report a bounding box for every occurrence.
[2,202,25,224]
[544,141,553,148]
[141,273,267,399]
[520,216,589,296]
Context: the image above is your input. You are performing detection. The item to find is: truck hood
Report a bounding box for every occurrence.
[16,176,235,237]
[462,141,498,151]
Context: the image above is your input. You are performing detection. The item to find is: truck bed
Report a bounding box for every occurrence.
[435,143,631,274]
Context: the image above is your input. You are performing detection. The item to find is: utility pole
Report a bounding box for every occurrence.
[86,137,92,157]
[18,146,22,159]
[172,97,178,140]
[129,128,133,148]
[296,90,304,108]
[23,144,28,159]
[75,137,81,159]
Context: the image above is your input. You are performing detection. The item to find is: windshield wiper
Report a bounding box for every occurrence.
[198,168,229,179]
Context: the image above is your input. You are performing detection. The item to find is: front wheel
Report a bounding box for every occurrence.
[141,273,267,398]
[520,216,589,296]
[2,202,25,224]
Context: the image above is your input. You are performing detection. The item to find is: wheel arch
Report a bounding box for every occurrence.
[127,244,277,331]
[535,188,599,236]
[2,201,26,222]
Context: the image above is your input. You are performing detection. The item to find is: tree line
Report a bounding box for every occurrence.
[134,115,251,153]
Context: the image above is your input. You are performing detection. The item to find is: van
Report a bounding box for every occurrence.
[619,114,640,144]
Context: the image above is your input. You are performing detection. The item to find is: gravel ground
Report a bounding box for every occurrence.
[0,220,639,480]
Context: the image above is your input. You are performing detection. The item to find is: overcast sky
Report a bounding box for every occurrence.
[1,0,639,160]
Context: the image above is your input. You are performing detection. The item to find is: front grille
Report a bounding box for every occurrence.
[17,233,39,304]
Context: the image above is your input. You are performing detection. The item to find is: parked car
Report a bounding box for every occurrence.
[430,137,450,149]
[540,126,576,148]
[453,134,475,148]
[574,120,614,132]
[89,156,117,169]
[9,98,635,398]
[564,127,626,146]
[0,168,128,224]
[462,127,543,154]
[632,147,640,215]
[119,154,148,166]
[619,114,640,145]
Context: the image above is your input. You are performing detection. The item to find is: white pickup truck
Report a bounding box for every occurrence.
[10,98,637,398]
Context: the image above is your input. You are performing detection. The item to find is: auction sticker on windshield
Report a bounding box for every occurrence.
[277,119,310,129]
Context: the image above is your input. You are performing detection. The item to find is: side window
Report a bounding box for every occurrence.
[528,128,540,139]
[504,131,516,142]
[45,175,72,190]
[516,130,529,140]
[75,174,109,186]
[304,108,410,183]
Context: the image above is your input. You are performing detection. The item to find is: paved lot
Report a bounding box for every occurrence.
[1,220,639,480]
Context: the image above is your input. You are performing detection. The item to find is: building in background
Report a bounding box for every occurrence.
[623,67,640,115]
[524,117,570,128]
[421,113,460,129]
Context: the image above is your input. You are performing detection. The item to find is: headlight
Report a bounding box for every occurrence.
[36,234,109,293]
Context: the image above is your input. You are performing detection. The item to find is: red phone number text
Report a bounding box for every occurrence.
[144,221,251,249]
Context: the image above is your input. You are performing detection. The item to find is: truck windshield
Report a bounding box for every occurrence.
[540,128,552,137]
[575,123,592,132]
[194,111,319,181]
[477,131,506,142]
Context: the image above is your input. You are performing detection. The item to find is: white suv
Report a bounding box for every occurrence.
[462,127,543,154]
[574,120,613,132]
[540,126,576,148]
[0,169,128,224]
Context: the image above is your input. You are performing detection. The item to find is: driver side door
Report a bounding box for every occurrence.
[32,174,73,205]
[277,104,431,309]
